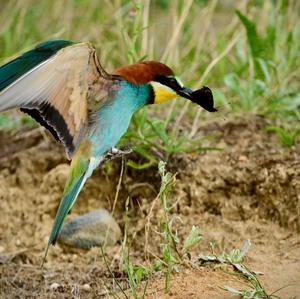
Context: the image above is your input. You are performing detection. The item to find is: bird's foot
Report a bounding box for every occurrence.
[104,147,133,161]
[111,147,132,155]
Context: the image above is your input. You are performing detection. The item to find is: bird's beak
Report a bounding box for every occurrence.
[177,87,193,100]
[177,86,217,112]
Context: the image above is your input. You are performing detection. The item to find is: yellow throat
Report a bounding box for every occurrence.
[150,81,177,104]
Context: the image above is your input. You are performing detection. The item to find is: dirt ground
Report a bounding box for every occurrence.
[0,116,299,298]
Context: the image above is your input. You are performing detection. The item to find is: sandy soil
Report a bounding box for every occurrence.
[0,116,299,298]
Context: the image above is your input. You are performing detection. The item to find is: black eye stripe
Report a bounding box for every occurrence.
[154,75,181,91]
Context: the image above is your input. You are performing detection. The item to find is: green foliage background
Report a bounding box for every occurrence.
[0,0,299,163]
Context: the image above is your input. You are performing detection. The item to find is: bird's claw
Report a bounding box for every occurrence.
[104,147,133,161]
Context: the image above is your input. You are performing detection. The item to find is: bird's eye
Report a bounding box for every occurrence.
[168,77,179,88]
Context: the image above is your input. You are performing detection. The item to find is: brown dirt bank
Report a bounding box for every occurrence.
[0,116,299,298]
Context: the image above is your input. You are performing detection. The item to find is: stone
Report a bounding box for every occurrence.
[49,282,61,291]
[82,284,92,292]
[58,209,121,249]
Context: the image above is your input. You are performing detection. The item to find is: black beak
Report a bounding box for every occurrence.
[177,86,217,112]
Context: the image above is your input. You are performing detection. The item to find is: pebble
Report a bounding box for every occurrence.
[58,209,121,249]
[82,283,91,292]
[50,282,61,291]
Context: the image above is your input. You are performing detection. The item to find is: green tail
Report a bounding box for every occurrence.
[42,173,86,266]
[42,153,90,266]
[0,40,73,92]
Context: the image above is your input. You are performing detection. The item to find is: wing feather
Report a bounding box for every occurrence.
[0,42,114,158]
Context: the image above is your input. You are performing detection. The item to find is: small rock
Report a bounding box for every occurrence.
[50,282,61,291]
[82,283,91,292]
[238,155,248,163]
[58,209,121,249]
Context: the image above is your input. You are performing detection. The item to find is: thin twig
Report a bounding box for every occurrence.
[112,157,125,216]
[161,0,194,62]
[188,33,240,138]
[144,193,160,260]
[100,245,128,299]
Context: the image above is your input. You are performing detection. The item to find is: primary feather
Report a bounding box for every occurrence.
[0,40,73,92]
[0,41,113,158]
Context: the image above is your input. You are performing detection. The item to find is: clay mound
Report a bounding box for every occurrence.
[0,116,299,298]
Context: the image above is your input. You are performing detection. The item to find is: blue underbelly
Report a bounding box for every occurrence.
[88,82,150,157]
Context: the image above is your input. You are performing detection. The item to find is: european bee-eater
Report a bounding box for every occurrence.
[0,40,216,262]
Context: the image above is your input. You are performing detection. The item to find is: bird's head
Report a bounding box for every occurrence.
[113,61,216,112]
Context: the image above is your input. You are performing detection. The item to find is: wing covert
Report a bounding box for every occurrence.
[0,42,114,159]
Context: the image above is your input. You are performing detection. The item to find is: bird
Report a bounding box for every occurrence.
[0,40,216,263]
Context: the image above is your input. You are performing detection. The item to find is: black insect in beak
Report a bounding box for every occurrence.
[177,86,217,112]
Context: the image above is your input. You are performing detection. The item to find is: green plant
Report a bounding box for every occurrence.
[199,239,251,265]
[121,111,221,169]
[0,113,36,130]
[199,240,274,299]
[121,161,202,295]
[121,198,150,299]
[266,125,299,147]
[157,161,202,292]
[157,161,180,292]
[100,161,202,297]
[99,197,151,299]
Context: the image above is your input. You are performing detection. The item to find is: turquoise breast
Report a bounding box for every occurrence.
[89,80,152,157]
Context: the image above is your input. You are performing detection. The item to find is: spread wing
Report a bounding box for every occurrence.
[0,41,115,159]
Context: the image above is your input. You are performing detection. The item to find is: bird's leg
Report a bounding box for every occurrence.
[103,147,133,162]
[110,146,133,156]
